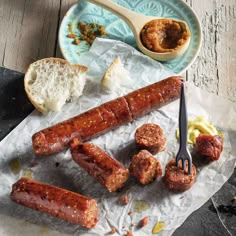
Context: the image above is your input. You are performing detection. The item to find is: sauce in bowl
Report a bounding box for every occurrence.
[140,19,190,53]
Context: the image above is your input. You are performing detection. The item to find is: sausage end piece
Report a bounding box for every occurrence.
[71,143,129,192]
[10,177,98,228]
[195,134,223,161]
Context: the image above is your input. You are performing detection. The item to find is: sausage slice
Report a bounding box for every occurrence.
[163,159,196,192]
[135,123,166,154]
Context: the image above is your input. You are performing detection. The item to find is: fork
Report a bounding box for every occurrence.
[176,83,192,175]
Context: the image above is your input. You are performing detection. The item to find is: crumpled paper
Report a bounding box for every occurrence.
[0,38,236,236]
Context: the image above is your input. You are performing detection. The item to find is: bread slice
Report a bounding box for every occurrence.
[101,57,131,90]
[24,58,88,113]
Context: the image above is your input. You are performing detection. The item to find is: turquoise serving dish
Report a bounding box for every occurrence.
[59,0,202,74]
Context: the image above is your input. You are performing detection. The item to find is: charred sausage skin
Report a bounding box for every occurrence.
[71,142,129,192]
[33,76,182,156]
[163,159,196,192]
[10,177,98,228]
[195,134,223,161]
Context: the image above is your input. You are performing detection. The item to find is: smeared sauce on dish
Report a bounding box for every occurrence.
[176,116,222,144]
[9,158,21,175]
[39,226,49,233]
[140,19,190,53]
[152,221,166,234]
[133,200,150,213]
[22,169,33,179]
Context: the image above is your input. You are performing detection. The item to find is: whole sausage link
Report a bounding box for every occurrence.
[33,76,182,156]
[10,177,98,228]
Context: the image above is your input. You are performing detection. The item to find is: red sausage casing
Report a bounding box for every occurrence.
[33,76,182,156]
[71,143,129,192]
[10,177,98,228]
[124,76,182,118]
[33,97,132,155]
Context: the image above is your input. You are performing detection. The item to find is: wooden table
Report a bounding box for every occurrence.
[0,0,235,235]
[1,0,236,102]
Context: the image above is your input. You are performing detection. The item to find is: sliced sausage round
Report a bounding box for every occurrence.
[163,159,196,192]
[135,123,166,154]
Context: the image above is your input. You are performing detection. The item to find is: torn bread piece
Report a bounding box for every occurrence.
[24,58,88,113]
[101,57,132,90]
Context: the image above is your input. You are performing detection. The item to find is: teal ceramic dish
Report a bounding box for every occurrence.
[59,0,202,74]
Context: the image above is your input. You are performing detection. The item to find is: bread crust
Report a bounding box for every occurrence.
[24,57,88,113]
[101,56,121,85]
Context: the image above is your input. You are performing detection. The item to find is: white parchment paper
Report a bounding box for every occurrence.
[0,38,236,236]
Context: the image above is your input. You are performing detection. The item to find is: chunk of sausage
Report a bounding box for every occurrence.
[129,150,162,185]
[135,123,166,154]
[163,159,196,192]
[71,142,129,192]
[10,177,98,228]
[195,134,223,161]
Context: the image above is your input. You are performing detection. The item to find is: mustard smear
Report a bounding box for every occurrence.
[152,221,165,234]
[22,169,33,179]
[133,200,150,213]
[176,116,221,144]
[9,158,21,175]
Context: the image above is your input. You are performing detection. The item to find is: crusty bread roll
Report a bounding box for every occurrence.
[24,58,88,113]
[101,57,131,90]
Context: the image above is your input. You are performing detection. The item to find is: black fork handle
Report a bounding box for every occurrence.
[179,83,188,148]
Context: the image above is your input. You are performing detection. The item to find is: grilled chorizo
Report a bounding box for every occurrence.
[129,150,162,185]
[195,134,223,161]
[10,177,98,228]
[163,159,196,192]
[135,123,166,154]
[33,76,182,156]
[71,142,129,192]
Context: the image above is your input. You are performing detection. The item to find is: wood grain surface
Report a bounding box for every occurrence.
[0,0,235,102]
[0,1,235,236]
